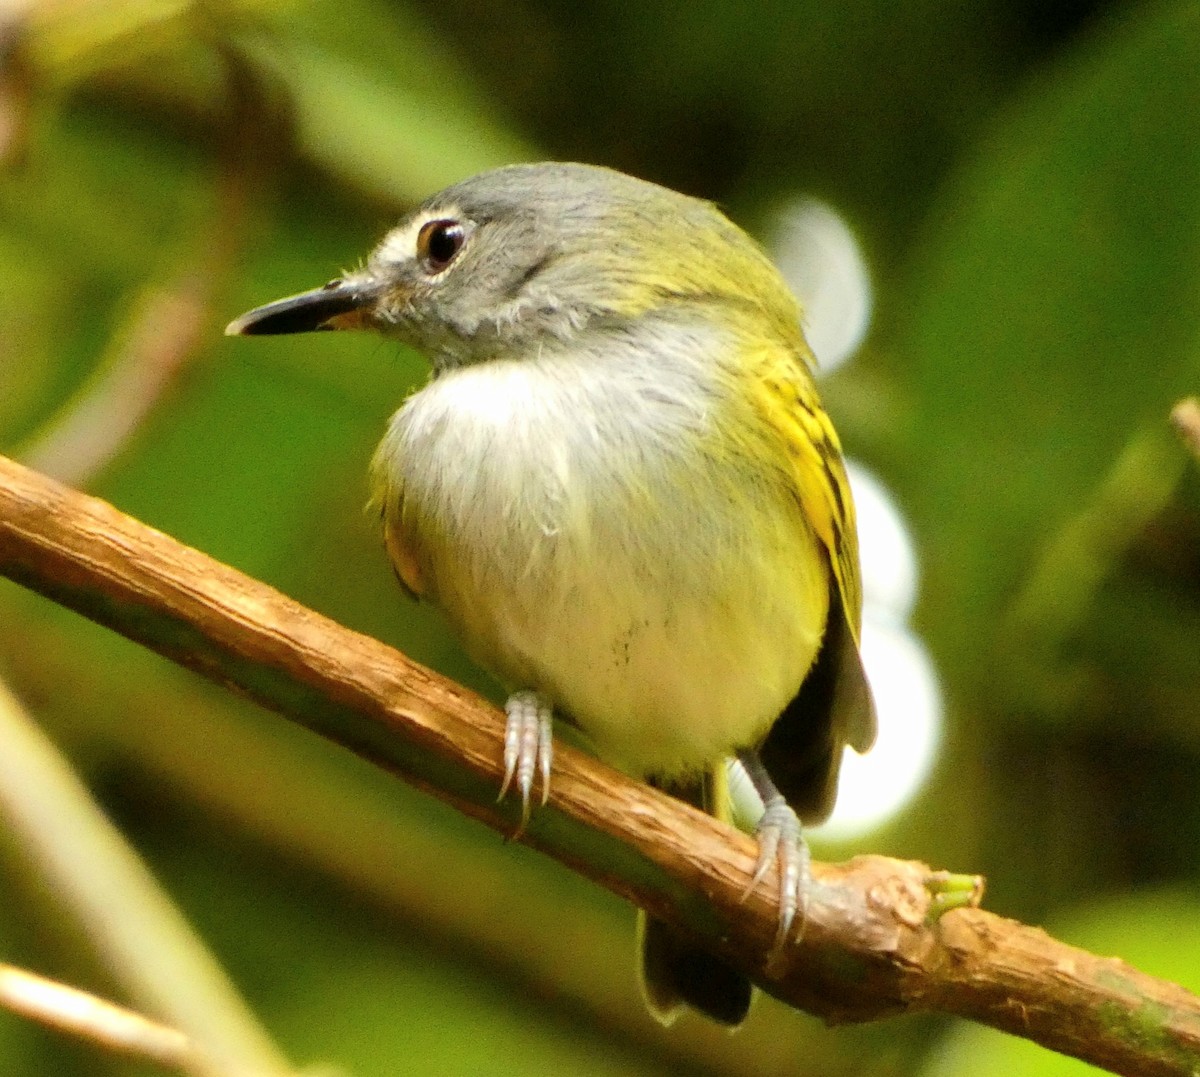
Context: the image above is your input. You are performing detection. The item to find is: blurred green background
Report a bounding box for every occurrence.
[1,0,1198,1074]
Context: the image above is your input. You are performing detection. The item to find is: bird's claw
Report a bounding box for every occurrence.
[740,796,809,959]
[499,690,553,836]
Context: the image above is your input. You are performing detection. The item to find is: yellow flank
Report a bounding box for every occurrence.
[382,518,425,599]
[533,183,865,649]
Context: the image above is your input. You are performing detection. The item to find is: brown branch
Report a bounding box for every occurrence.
[1,451,1199,1077]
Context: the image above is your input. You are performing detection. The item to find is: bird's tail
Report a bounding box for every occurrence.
[635,765,752,1026]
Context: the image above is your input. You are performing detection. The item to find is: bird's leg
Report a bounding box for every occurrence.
[498,690,554,835]
[735,748,810,958]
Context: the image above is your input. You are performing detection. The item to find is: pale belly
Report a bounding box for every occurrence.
[439,542,829,778]
[375,344,831,778]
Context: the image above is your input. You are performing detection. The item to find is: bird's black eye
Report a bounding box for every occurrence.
[416,218,468,272]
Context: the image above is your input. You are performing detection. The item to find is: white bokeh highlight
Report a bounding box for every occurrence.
[814,620,942,840]
[845,461,919,625]
[771,196,873,373]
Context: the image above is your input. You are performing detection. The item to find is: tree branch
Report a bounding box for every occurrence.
[2,452,1199,1077]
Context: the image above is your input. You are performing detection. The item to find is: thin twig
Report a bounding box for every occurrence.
[0,963,202,1071]
[999,423,1187,715]
[0,673,293,1077]
[17,283,212,485]
[1171,397,1200,462]
[14,44,281,488]
[1,452,1199,1077]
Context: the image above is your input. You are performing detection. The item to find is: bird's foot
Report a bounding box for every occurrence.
[498,690,553,836]
[742,795,810,959]
[736,749,811,964]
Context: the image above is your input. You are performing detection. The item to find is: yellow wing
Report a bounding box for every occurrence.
[753,341,877,767]
[755,351,862,634]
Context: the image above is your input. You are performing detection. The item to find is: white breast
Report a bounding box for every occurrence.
[375,320,830,778]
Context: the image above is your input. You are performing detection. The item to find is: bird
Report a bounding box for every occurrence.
[227,161,876,1026]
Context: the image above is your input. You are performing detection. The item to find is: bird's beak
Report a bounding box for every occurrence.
[225,276,384,336]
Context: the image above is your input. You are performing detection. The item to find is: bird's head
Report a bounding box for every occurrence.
[227,162,798,371]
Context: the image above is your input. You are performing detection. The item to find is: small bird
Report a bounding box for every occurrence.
[227,162,876,1026]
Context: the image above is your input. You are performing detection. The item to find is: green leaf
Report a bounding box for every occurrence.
[898,2,1200,677]
[229,0,536,202]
